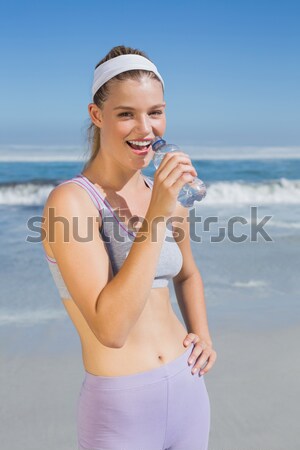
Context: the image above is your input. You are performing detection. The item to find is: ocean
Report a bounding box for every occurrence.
[0,146,299,330]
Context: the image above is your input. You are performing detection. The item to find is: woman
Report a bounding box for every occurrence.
[42,45,217,450]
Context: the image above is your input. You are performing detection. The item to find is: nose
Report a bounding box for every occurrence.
[134,115,151,135]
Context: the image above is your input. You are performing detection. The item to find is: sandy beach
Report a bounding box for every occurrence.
[1,299,299,450]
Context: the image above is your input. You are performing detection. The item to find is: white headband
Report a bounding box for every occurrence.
[92,54,164,98]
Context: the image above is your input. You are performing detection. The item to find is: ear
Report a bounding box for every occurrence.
[88,103,103,128]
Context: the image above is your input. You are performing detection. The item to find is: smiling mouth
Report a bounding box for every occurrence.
[126,141,152,151]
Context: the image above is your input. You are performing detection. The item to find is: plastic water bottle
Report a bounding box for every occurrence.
[151,136,207,208]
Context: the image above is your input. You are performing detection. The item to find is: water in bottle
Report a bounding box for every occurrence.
[151,136,207,208]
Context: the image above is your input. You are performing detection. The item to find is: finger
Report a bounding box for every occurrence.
[168,167,196,189]
[157,153,197,180]
[195,350,211,370]
[187,343,205,365]
[156,152,189,173]
[164,161,197,186]
[183,334,200,347]
[199,351,217,375]
[191,350,211,375]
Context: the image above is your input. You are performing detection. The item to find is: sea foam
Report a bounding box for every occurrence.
[1,178,299,206]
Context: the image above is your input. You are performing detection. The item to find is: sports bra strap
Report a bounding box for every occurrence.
[59,177,104,218]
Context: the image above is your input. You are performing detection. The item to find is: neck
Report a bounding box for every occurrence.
[82,152,144,192]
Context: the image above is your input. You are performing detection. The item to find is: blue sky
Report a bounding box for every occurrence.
[0,0,299,148]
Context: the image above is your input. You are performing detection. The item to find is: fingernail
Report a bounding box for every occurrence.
[188,358,194,365]
[192,368,197,375]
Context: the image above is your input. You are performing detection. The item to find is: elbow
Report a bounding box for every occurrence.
[93,325,126,349]
[98,334,125,349]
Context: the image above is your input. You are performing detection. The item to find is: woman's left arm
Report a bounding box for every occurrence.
[171,203,217,375]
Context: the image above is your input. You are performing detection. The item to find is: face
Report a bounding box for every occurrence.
[89,77,166,170]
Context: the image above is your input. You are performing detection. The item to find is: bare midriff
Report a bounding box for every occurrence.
[62,288,188,377]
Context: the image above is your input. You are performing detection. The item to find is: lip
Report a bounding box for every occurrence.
[126,141,152,155]
[131,148,151,155]
[126,138,152,156]
[127,138,154,142]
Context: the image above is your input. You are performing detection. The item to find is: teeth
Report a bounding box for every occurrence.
[128,140,152,146]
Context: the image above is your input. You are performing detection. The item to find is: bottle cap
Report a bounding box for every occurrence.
[152,136,166,152]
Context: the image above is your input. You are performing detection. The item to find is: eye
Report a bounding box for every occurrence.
[117,110,163,118]
[118,112,133,117]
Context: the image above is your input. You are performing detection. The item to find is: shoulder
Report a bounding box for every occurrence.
[47,181,101,212]
[46,180,82,203]
[43,181,102,232]
[42,179,105,253]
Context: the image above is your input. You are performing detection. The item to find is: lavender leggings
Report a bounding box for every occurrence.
[77,345,210,450]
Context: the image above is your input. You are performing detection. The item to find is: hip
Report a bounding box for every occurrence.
[77,343,211,450]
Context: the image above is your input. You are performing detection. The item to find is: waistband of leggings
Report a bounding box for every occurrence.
[83,345,193,390]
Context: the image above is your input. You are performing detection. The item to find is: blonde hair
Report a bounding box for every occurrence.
[82,45,164,171]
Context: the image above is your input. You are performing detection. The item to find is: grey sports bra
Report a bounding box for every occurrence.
[45,173,183,299]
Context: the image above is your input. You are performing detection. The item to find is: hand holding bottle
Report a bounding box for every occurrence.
[148,151,197,220]
[152,137,207,208]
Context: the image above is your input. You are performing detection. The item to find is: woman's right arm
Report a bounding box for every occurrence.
[44,152,196,348]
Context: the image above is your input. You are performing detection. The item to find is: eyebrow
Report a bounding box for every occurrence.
[113,103,166,111]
